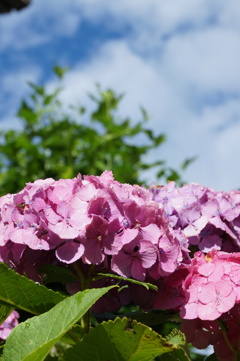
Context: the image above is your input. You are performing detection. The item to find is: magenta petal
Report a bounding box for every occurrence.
[139,241,157,268]
[56,242,84,264]
[210,216,236,239]
[82,239,104,265]
[159,235,180,273]
[105,233,124,256]
[111,253,131,278]
[199,235,222,252]
[131,258,146,281]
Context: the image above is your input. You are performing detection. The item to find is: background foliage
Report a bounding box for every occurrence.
[0,67,194,196]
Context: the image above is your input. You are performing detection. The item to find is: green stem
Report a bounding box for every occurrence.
[73,262,87,289]
[72,262,94,335]
[68,329,82,343]
[181,343,191,359]
[81,310,90,334]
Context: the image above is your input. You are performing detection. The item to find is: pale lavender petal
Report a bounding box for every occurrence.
[118,228,139,246]
[48,220,79,239]
[140,224,161,244]
[10,229,49,250]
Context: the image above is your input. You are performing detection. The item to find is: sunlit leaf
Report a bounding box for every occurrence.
[2,286,117,361]
[63,317,185,361]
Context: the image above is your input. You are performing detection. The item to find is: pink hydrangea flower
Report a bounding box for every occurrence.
[0,311,19,340]
[180,250,240,321]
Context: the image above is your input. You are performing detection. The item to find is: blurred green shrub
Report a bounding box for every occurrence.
[0,67,194,196]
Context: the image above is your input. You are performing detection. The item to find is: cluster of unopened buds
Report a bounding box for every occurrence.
[1,171,240,360]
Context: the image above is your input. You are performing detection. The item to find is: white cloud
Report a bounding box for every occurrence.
[0,65,42,121]
[161,27,240,96]
[0,0,238,50]
[51,38,240,190]
[218,0,240,31]
[0,1,82,50]
[179,100,240,190]
[58,40,185,129]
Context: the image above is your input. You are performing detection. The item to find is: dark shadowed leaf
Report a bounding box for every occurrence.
[0,304,14,325]
[97,272,158,291]
[158,348,190,361]
[0,263,65,315]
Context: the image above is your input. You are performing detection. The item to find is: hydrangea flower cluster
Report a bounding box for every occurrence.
[0,172,240,358]
[150,182,240,359]
[179,249,240,321]
[150,182,240,253]
[0,171,186,282]
[0,311,19,340]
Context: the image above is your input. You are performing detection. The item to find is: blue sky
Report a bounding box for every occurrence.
[1,0,240,190]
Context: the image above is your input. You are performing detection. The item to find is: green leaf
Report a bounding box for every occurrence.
[158,348,191,361]
[0,263,65,315]
[0,304,14,325]
[2,285,117,361]
[181,157,197,171]
[63,317,185,361]
[140,106,149,121]
[165,328,186,347]
[27,82,45,96]
[43,356,58,361]
[53,66,69,79]
[125,310,179,327]
[97,273,158,291]
[17,101,37,125]
[39,264,78,285]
